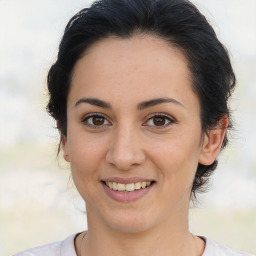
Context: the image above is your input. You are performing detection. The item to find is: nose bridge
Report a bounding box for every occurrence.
[106,121,145,170]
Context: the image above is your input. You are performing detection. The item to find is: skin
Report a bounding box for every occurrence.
[61,34,227,256]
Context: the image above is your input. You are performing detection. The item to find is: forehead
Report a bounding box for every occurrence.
[68,34,198,111]
[73,34,190,80]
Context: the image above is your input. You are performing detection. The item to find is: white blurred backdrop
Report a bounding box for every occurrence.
[0,0,255,255]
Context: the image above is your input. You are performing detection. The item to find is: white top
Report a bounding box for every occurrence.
[13,233,255,256]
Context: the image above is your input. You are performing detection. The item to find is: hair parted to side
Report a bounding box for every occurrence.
[47,0,236,201]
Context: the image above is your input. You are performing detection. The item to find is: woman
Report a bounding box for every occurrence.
[14,0,254,255]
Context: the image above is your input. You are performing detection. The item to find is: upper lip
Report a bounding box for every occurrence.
[101,177,155,184]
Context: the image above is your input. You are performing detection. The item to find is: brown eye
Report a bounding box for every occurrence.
[82,114,111,128]
[93,116,105,125]
[153,116,166,126]
[143,114,174,128]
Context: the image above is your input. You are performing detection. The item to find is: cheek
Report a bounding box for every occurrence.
[67,132,107,191]
[68,127,106,165]
[149,134,200,185]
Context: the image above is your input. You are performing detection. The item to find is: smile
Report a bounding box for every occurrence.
[104,181,153,192]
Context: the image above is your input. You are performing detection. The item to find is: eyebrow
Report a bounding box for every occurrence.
[74,97,184,110]
[75,98,111,108]
[137,97,185,110]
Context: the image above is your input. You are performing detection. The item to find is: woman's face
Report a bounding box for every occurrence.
[62,35,210,232]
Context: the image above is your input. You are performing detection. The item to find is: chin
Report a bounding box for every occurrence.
[100,208,156,233]
[108,220,151,233]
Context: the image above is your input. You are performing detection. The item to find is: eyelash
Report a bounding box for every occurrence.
[81,113,111,129]
[143,113,175,128]
[81,112,175,129]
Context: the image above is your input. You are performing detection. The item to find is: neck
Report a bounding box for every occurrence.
[80,208,205,256]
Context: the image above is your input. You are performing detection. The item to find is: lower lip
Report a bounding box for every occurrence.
[102,182,155,202]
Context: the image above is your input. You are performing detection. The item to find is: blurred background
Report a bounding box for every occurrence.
[0,0,255,255]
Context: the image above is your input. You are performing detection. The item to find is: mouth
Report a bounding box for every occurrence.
[102,180,155,192]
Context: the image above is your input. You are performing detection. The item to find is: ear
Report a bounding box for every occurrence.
[61,135,70,162]
[199,116,228,165]
[57,121,70,162]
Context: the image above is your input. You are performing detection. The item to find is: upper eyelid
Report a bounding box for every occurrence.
[145,112,175,122]
[81,112,111,121]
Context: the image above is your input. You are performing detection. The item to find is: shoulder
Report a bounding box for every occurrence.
[203,237,255,256]
[12,233,78,256]
[13,240,62,256]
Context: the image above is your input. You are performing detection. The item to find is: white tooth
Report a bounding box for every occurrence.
[146,181,151,186]
[126,183,135,192]
[113,182,118,190]
[108,182,113,189]
[142,181,146,188]
[117,183,125,191]
[135,182,142,190]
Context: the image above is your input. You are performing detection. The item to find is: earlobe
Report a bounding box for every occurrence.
[199,117,228,165]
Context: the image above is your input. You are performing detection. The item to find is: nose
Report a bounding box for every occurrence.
[105,125,146,171]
